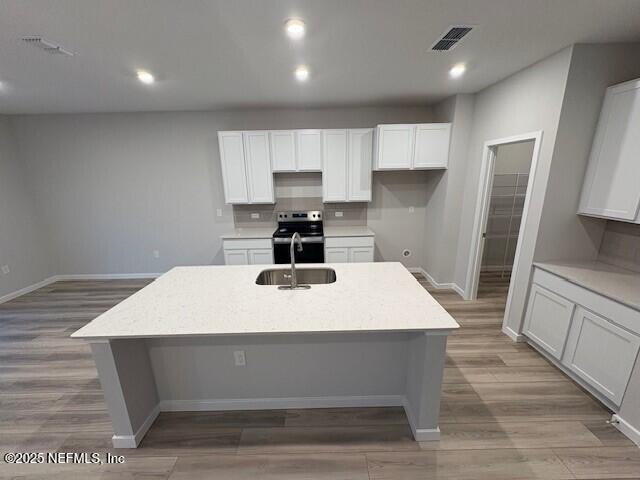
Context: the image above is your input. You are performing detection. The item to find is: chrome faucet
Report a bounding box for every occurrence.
[279,232,310,290]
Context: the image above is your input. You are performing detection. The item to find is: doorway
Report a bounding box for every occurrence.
[465,132,542,308]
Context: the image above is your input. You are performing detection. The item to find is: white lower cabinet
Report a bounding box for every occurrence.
[564,306,640,406]
[523,284,575,360]
[325,247,349,263]
[223,239,273,265]
[325,236,374,263]
[524,267,640,407]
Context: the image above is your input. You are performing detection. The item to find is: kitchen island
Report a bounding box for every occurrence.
[72,262,459,448]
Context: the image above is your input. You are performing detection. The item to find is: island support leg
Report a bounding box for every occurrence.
[404,332,448,441]
[89,339,160,448]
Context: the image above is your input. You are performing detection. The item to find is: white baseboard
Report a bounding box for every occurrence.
[408,267,465,298]
[0,272,160,305]
[502,325,525,342]
[112,404,160,449]
[0,275,58,305]
[401,397,440,442]
[160,395,404,412]
[611,414,640,447]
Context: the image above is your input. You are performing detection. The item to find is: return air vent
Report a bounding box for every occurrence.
[22,36,75,56]
[430,25,474,51]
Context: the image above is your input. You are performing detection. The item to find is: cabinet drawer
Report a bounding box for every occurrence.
[223,238,272,250]
[563,306,640,405]
[325,236,374,248]
[523,284,575,360]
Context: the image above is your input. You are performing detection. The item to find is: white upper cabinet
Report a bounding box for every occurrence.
[218,131,249,204]
[376,124,413,169]
[322,129,373,203]
[296,130,323,171]
[218,131,274,204]
[375,123,451,170]
[348,129,373,202]
[270,131,296,172]
[579,78,640,223]
[413,124,451,169]
[243,131,274,204]
[322,129,349,202]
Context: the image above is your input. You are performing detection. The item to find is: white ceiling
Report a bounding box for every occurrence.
[1,0,640,114]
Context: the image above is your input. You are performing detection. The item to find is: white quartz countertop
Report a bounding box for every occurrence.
[220,227,274,239]
[324,226,375,237]
[72,262,458,340]
[534,260,640,311]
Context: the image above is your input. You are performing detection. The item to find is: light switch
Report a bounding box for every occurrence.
[216,208,223,217]
[334,211,343,217]
[1,265,9,275]
[251,213,260,219]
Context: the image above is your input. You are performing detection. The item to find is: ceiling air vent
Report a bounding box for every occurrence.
[22,36,75,56]
[430,25,474,52]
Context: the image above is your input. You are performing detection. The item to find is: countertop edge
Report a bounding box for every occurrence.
[533,261,640,312]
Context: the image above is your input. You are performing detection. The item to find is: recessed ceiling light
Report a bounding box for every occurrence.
[136,69,155,85]
[285,18,306,39]
[294,65,310,82]
[449,63,466,78]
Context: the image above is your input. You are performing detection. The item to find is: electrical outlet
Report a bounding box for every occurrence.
[153,250,160,259]
[1,265,9,275]
[408,206,415,213]
[251,213,260,219]
[216,208,223,217]
[334,211,343,217]
[233,350,246,367]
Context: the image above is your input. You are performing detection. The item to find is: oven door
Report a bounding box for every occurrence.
[273,237,325,264]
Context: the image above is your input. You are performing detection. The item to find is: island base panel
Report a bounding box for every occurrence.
[89,332,449,447]
[90,340,160,448]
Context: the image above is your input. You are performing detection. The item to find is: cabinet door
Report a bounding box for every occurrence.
[375,125,413,170]
[325,247,349,263]
[248,248,274,265]
[243,131,274,204]
[563,306,640,405]
[270,131,297,172]
[296,130,322,172]
[523,284,575,360]
[224,249,249,265]
[579,79,640,222]
[218,131,249,204]
[349,247,374,263]
[322,130,348,202]
[413,123,451,169]
[348,129,373,202]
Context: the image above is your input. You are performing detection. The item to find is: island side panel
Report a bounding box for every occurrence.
[404,332,448,441]
[90,339,160,448]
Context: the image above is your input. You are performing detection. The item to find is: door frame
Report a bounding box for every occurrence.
[464,131,543,309]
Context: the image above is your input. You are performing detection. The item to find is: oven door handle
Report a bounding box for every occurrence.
[273,236,324,244]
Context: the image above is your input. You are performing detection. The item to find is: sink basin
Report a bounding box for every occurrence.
[256,268,337,286]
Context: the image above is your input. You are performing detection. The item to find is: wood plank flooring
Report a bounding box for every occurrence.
[0,271,638,479]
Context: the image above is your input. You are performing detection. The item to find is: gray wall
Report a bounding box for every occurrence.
[425,94,475,286]
[599,221,640,273]
[10,105,433,276]
[534,43,640,266]
[453,47,574,339]
[0,116,52,299]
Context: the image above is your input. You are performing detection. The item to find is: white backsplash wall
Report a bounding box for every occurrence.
[598,221,640,273]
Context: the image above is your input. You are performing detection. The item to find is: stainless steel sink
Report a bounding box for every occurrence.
[255,268,336,286]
